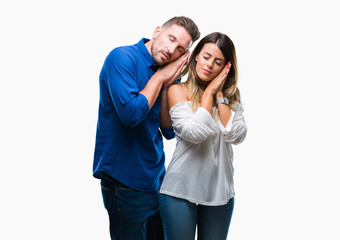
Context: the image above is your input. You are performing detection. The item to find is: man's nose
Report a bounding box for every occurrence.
[168,44,177,55]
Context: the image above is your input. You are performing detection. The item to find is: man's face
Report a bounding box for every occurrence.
[151,24,192,66]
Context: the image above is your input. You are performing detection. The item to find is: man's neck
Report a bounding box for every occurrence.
[144,39,153,55]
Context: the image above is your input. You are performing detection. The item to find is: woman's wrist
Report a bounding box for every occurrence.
[203,87,216,97]
[216,91,224,100]
[216,91,230,105]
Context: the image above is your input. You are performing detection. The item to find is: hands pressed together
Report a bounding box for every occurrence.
[206,61,232,98]
[155,51,190,87]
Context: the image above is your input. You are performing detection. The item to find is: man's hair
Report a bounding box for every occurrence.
[162,16,200,42]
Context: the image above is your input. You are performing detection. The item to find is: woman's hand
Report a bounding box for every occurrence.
[206,62,231,96]
[200,62,231,115]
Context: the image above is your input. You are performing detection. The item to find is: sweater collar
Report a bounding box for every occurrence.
[137,38,159,72]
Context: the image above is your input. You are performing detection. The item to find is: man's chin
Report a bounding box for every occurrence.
[155,58,168,67]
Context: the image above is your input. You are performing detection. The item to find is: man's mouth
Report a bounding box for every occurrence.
[161,51,171,61]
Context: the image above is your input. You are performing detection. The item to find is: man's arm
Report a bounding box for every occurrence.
[103,48,150,128]
[104,48,188,128]
[159,88,172,128]
[139,51,189,109]
[159,88,175,139]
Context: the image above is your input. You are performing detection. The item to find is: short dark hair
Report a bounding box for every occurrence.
[162,16,200,43]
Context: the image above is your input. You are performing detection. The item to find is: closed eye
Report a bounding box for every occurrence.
[178,47,185,54]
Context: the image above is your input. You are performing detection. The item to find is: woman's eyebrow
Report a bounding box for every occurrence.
[203,51,225,61]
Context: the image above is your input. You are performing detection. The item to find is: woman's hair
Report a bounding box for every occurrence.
[182,32,240,111]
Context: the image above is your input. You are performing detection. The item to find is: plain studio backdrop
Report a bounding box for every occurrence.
[1,0,339,239]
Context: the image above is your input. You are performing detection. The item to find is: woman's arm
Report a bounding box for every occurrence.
[168,84,216,144]
[216,90,232,128]
[220,105,247,145]
[168,84,190,108]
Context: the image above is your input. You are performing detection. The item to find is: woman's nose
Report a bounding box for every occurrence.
[206,59,213,68]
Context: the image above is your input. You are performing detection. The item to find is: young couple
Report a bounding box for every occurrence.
[93,16,247,240]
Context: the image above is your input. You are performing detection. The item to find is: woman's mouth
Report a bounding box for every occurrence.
[202,69,212,75]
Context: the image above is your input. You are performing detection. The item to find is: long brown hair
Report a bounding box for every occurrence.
[182,32,240,111]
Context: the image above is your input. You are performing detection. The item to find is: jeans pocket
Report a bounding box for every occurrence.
[116,189,158,224]
[101,182,110,210]
[117,185,135,192]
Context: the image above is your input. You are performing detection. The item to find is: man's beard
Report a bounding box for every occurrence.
[151,42,171,67]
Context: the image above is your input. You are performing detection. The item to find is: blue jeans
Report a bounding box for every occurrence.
[100,174,164,240]
[159,194,234,240]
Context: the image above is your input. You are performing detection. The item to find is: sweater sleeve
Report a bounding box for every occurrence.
[103,48,150,128]
[170,102,217,144]
[218,104,247,145]
[160,126,175,140]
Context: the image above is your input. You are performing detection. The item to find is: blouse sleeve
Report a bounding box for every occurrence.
[218,104,247,145]
[170,102,217,144]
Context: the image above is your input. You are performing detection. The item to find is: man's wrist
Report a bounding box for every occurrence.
[161,86,169,91]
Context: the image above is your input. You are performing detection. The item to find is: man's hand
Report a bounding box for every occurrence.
[140,51,189,110]
[155,51,190,87]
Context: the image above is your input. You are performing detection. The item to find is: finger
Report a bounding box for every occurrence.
[165,56,188,86]
[180,51,190,64]
[169,51,189,71]
[224,62,232,75]
[216,66,229,80]
[182,50,190,59]
[225,68,230,75]
[173,57,187,78]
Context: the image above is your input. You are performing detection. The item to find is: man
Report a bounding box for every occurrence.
[93,16,200,239]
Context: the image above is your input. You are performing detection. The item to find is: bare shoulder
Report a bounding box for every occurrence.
[168,83,190,109]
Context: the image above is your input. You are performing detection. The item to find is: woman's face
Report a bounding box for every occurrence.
[195,43,225,82]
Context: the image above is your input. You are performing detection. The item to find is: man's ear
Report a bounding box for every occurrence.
[152,26,162,39]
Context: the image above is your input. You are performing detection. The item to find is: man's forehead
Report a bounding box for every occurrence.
[163,24,193,49]
[164,24,188,35]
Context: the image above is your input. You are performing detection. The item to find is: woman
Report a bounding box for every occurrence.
[159,32,247,240]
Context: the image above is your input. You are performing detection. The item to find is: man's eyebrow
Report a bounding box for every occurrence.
[169,34,177,39]
[169,34,191,51]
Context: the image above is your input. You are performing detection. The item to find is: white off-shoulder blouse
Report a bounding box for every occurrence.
[160,101,247,206]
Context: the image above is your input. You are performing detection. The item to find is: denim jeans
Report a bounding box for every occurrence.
[159,194,234,240]
[100,174,164,240]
